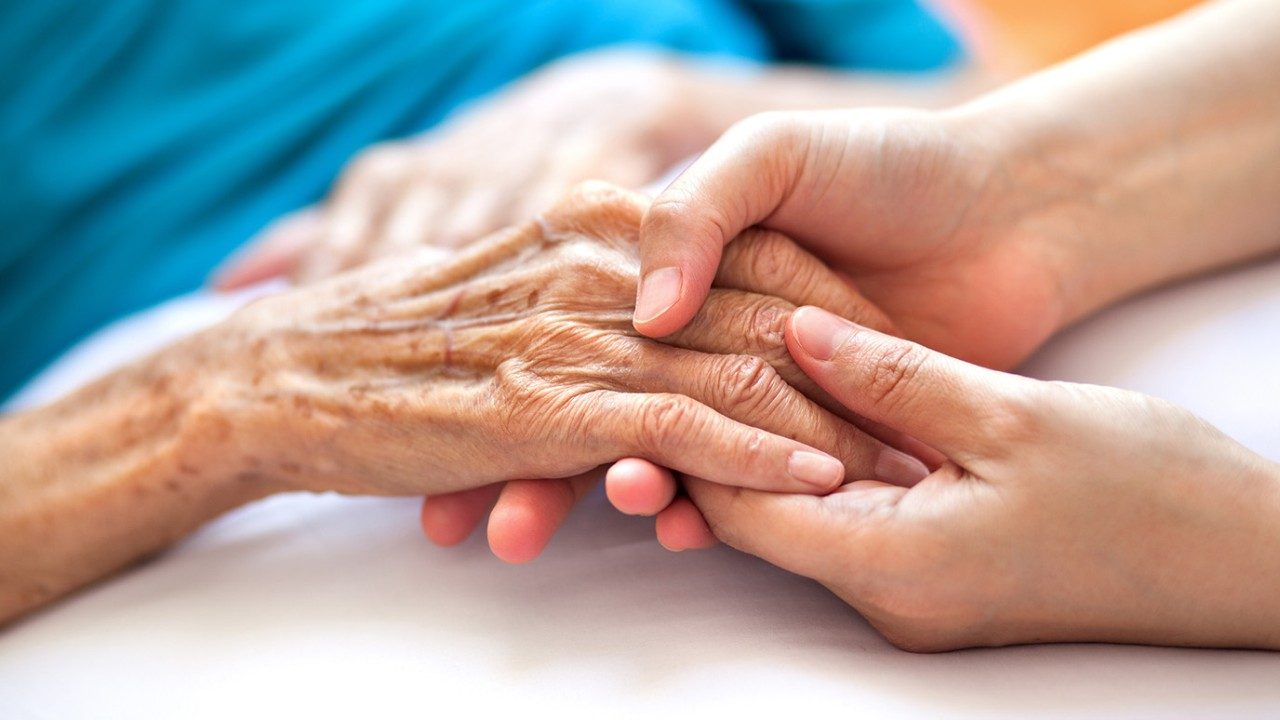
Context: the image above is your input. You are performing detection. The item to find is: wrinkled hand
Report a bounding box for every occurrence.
[212,183,918,504]
[612,107,1084,547]
[418,193,928,562]
[679,307,1280,651]
[215,51,714,289]
[633,107,1076,370]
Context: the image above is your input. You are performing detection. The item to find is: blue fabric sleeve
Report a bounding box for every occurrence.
[0,0,960,400]
[738,0,963,70]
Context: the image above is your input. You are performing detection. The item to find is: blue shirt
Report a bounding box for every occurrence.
[0,0,961,400]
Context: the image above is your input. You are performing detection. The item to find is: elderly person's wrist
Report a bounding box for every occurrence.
[0,330,277,622]
[137,325,287,503]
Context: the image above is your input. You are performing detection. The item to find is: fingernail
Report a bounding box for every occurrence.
[788,450,845,490]
[791,307,854,361]
[875,448,930,485]
[635,267,682,324]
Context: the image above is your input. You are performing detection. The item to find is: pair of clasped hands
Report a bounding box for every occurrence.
[219,0,1280,649]
[226,109,1280,652]
[424,111,1280,653]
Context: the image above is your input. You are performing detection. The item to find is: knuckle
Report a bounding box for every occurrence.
[740,230,796,286]
[743,297,791,349]
[544,181,646,243]
[864,342,927,416]
[637,395,693,455]
[717,354,784,417]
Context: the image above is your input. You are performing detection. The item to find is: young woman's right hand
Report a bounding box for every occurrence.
[633,107,1078,371]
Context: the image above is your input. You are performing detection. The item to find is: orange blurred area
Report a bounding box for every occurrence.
[964,0,1206,68]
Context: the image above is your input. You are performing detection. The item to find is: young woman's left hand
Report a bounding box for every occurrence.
[656,307,1280,651]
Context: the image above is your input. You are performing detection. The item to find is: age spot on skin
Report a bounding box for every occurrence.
[526,290,539,308]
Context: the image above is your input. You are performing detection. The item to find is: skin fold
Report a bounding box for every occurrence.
[0,183,921,625]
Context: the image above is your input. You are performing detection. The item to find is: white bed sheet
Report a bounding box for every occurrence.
[2,257,1278,719]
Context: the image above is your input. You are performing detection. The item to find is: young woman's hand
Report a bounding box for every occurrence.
[634,1,1280,371]
[675,307,1280,651]
[632,107,1073,371]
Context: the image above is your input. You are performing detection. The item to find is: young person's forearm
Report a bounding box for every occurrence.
[0,331,270,625]
[959,0,1280,323]
[682,61,1003,134]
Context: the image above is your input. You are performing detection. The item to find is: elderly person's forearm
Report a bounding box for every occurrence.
[1,183,911,624]
[0,330,274,624]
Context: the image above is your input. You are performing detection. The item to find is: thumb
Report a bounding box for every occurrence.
[786,306,1031,463]
[210,208,322,291]
[634,115,808,337]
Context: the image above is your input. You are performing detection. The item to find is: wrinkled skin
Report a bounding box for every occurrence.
[216,183,918,499]
[5,181,925,622]
[634,108,1072,371]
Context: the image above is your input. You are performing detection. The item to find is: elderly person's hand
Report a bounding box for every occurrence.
[224,183,904,497]
[0,182,920,622]
[680,308,1280,651]
[418,215,921,561]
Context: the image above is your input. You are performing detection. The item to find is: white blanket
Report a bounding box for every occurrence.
[2,258,1278,719]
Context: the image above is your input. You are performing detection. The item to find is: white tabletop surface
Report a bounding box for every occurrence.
[2,258,1278,719]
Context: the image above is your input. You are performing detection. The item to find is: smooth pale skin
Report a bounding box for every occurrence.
[421,0,1280,650]
[1,183,928,624]
[680,306,1280,651]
